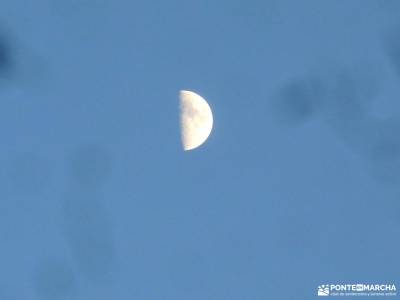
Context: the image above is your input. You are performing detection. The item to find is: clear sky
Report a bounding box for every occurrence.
[0,0,399,299]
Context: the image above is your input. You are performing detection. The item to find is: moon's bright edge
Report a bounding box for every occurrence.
[180,90,213,151]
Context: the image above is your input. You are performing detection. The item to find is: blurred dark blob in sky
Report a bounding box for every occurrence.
[0,27,47,91]
[62,145,115,284]
[272,63,400,184]
[33,259,78,300]
[322,65,381,120]
[369,120,400,184]
[321,67,400,184]
[271,78,322,125]
[0,33,14,78]
[385,28,400,76]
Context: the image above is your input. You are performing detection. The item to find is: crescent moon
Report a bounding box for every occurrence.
[179,90,213,151]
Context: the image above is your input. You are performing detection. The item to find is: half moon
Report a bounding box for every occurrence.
[180,90,213,151]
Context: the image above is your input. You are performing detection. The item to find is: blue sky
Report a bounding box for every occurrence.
[0,0,399,299]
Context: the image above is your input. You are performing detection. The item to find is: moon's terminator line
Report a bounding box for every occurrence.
[179,90,213,151]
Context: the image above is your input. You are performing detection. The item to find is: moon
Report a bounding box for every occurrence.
[179,90,213,151]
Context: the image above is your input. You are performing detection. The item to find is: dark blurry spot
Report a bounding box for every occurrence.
[33,259,78,300]
[69,145,112,187]
[0,28,47,89]
[369,126,400,184]
[0,40,11,71]
[318,63,382,123]
[318,65,400,183]
[326,67,381,119]
[62,190,115,283]
[0,34,14,77]
[385,29,400,76]
[272,78,322,125]
[317,65,383,146]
